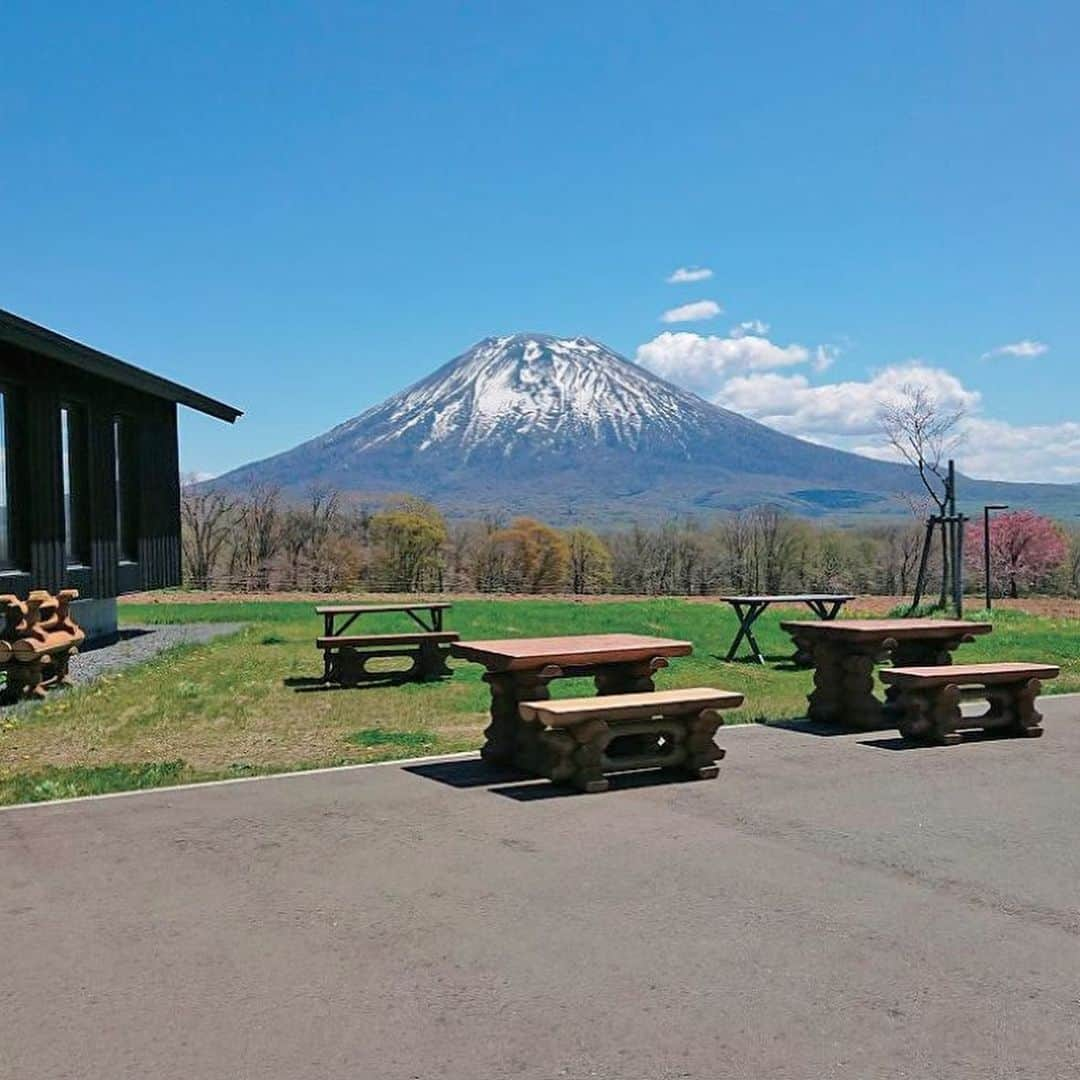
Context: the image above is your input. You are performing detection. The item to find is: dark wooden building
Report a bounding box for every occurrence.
[0,309,241,636]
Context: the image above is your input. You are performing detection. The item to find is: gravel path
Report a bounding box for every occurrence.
[68,623,245,685]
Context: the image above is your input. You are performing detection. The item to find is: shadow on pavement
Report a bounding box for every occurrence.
[402,758,530,789]
[860,729,1026,751]
[404,758,698,799]
[762,717,886,738]
[491,768,683,801]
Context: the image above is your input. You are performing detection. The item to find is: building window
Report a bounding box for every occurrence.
[60,405,90,567]
[114,417,139,561]
[0,391,12,570]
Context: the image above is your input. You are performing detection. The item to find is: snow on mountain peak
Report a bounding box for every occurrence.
[328,332,715,458]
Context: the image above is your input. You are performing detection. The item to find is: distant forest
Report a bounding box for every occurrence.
[180,485,1080,599]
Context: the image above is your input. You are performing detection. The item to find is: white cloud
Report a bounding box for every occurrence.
[637,330,811,389]
[660,300,723,324]
[715,364,980,438]
[709,365,1080,483]
[981,339,1049,360]
[636,326,1080,482]
[666,266,713,284]
[812,344,839,372]
[731,319,770,338]
[959,417,1080,481]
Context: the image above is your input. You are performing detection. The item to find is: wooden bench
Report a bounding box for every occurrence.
[518,687,744,793]
[318,631,459,685]
[880,662,1060,745]
[0,589,86,703]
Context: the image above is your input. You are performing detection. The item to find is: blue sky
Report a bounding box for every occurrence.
[3,1,1078,482]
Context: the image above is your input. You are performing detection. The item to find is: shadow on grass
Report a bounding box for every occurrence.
[284,674,450,693]
[709,653,802,667]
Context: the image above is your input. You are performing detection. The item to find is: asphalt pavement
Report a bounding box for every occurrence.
[3,697,1078,1079]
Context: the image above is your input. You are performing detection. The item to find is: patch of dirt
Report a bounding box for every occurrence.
[121,590,1080,618]
[845,595,1080,619]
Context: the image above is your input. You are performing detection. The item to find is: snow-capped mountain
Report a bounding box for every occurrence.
[212,334,1079,523]
[317,334,730,459]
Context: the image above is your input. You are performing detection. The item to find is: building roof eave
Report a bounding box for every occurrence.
[0,309,243,423]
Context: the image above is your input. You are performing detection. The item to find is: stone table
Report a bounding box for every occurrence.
[451,633,693,767]
[779,617,993,730]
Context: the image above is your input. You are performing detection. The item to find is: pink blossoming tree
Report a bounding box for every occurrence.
[966,510,1068,598]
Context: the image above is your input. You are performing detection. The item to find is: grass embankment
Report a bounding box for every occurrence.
[1,598,1076,805]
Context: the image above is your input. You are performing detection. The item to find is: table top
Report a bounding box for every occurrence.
[451,633,693,672]
[315,602,452,615]
[779,617,993,641]
[718,594,856,604]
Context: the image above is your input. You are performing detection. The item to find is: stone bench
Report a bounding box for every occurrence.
[518,687,744,793]
[317,631,460,685]
[880,662,1060,745]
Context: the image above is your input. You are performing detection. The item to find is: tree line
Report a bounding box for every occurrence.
[180,485,1080,598]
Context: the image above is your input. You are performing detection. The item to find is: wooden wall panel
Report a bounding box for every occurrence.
[87,402,118,600]
[1,343,186,598]
[25,386,64,593]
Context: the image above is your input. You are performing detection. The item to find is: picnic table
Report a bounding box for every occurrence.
[718,594,856,664]
[317,602,451,638]
[316,602,457,684]
[451,633,693,767]
[779,617,993,731]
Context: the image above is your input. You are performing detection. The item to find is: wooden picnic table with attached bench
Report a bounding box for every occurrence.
[316,602,458,685]
[718,594,856,664]
[779,617,993,731]
[451,633,694,770]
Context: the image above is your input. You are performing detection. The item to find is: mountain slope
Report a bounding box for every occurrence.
[213,334,1080,523]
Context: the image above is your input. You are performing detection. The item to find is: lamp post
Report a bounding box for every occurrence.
[983,504,1008,610]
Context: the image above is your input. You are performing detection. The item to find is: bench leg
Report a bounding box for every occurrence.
[679,707,726,780]
[985,678,1044,738]
[417,640,453,681]
[568,718,611,793]
[883,638,957,719]
[897,684,963,745]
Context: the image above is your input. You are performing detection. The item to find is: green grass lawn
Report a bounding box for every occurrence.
[1,597,1076,805]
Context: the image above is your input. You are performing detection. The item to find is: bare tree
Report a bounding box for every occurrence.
[280,487,342,590]
[180,486,236,588]
[878,384,966,607]
[228,485,281,590]
[878,384,965,513]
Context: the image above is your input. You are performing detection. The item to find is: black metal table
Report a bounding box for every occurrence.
[718,594,856,664]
